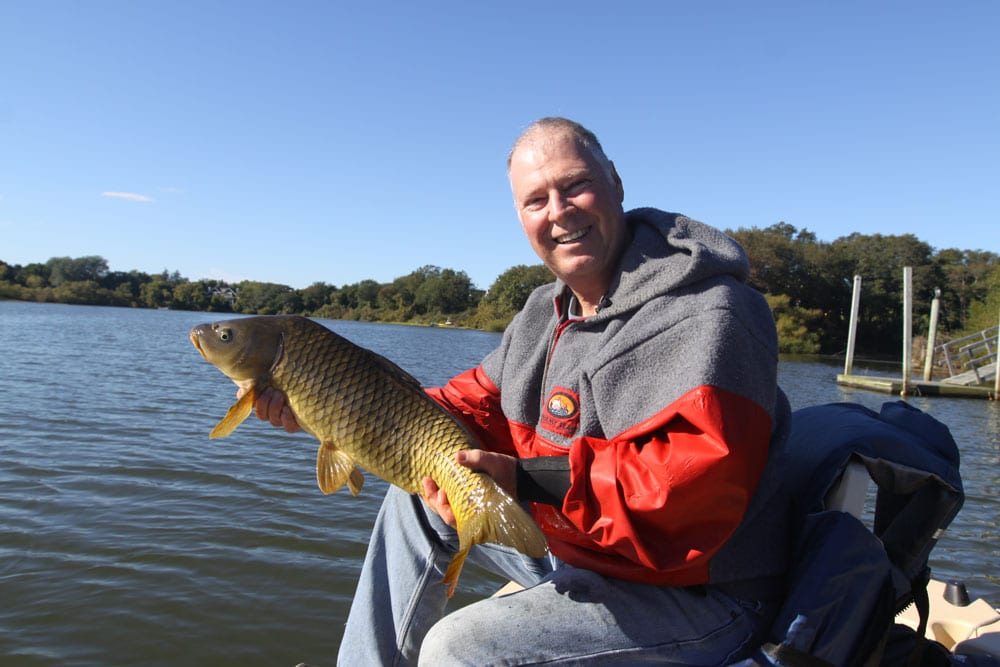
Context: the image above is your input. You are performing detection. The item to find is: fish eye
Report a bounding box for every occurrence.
[219,327,232,342]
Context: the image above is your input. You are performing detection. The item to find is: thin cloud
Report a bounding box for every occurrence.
[101,191,154,203]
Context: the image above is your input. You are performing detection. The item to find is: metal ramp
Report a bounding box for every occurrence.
[942,362,997,386]
[936,325,998,386]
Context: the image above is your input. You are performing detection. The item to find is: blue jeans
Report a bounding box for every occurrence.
[338,486,773,666]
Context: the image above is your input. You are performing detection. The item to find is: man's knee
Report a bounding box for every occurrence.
[418,613,474,665]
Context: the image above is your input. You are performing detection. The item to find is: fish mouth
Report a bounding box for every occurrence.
[190,327,208,360]
[554,228,589,244]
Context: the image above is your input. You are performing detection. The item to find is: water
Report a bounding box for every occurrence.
[1,302,997,666]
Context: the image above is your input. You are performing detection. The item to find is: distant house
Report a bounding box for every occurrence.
[208,287,238,304]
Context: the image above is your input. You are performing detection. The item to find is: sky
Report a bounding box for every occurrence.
[2,1,998,291]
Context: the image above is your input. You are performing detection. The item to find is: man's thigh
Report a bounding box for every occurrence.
[420,566,766,666]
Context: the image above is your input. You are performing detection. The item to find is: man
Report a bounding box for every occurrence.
[258,117,791,665]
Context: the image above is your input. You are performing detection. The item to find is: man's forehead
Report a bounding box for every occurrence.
[514,128,586,158]
[511,134,595,176]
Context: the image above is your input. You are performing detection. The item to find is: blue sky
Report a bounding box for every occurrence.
[2,2,997,291]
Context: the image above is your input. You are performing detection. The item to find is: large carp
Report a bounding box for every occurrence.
[190,315,547,596]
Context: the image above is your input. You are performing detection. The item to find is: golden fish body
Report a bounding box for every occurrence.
[190,315,547,595]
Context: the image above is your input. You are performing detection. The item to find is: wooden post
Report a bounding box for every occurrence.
[844,275,862,375]
[923,288,941,381]
[902,267,913,396]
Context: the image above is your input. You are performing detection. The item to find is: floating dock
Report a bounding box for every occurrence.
[836,374,996,399]
[838,271,998,400]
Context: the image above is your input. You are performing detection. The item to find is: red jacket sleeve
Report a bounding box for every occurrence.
[429,370,773,586]
[547,385,773,585]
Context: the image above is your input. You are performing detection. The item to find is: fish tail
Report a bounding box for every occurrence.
[442,547,469,598]
[475,485,549,558]
[448,481,548,597]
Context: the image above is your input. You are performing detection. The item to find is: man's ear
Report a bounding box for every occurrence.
[609,161,624,202]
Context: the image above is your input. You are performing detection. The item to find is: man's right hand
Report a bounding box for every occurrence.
[237,386,301,433]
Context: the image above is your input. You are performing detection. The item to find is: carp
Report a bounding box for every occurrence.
[189,315,547,596]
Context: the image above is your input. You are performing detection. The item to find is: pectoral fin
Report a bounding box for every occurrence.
[210,387,257,439]
[316,442,365,496]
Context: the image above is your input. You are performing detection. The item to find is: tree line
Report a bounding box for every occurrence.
[727,223,999,356]
[0,256,554,334]
[3,222,998,355]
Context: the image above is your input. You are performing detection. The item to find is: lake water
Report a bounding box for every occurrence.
[2,301,998,666]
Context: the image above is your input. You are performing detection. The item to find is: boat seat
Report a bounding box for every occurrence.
[823,459,869,519]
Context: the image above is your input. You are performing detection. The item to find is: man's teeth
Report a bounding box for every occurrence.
[555,229,588,244]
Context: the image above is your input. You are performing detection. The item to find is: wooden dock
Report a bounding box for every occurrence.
[936,326,998,386]
[836,374,996,399]
[837,271,998,400]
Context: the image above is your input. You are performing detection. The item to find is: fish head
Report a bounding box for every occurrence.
[189,317,285,383]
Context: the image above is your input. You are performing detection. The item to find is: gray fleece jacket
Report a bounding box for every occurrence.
[478,207,791,587]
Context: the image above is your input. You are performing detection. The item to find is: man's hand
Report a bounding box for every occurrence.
[422,450,518,528]
[236,386,301,433]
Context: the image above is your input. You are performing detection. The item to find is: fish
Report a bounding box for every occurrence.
[189,314,547,596]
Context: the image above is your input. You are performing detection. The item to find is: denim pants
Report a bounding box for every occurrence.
[337,485,773,666]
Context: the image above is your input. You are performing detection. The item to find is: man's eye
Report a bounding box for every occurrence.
[566,179,590,195]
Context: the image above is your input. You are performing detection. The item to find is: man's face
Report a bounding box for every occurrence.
[509,130,626,301]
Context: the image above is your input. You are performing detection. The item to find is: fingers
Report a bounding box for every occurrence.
[455,450,517,497]
[252,388,301,433]
[276,403,301,433]
[422,476,456,528]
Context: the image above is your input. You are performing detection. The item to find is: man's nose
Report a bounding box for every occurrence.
[548,192,572,222]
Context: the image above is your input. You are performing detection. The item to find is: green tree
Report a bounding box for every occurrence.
[113,283,137,306]
[766,294,823,354]
[728,223,823,305]
[960,264,1000,335]
[172,281,212,311]
[482,264,553,317]
[46,256,109,286]
[15,263,50,287]
[140,276,174,309]
[934,248,999,332]
[414,268,474,314]
[53,280,107,304]
[376,283,409,320]
[234,281,296,314]
[300,281,336,314]
[467,264,553,331]
[0,261,14,282]
[829,233,937,354]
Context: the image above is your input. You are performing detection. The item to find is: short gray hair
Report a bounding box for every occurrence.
[507,117,614,181]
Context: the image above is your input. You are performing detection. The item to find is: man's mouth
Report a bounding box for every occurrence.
[555,228,589,244]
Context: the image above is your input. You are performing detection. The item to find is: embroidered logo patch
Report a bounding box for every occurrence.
[541,388,580,437]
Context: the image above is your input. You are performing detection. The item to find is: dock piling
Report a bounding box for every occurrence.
[923,288,941,382]
[844,275,862,376]
[902,267,912,396]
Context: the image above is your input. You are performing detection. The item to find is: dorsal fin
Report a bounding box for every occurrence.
[368,348,423,391]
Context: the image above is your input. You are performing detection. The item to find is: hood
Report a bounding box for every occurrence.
[593,208,750,317]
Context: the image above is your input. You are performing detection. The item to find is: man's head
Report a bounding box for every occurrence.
[508,118,627,314]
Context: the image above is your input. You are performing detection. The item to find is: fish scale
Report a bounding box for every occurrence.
[190,314,548,596]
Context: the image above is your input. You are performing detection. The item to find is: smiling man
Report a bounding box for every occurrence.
[259,118,792,665]
[507,120,629,316]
